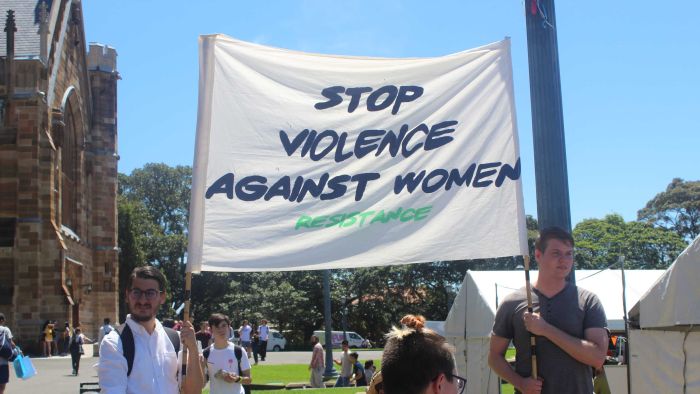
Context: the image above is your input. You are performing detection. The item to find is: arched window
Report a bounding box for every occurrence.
[61,94,81,232]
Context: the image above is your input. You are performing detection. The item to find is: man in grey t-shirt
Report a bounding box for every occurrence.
[488,227,608,394]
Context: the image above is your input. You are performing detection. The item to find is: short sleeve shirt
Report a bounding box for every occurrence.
[491,283,607,394]
[0,326,12,366]
[207,344,251,394]
[239,325,252,342]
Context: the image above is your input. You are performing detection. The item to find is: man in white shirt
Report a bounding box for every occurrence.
[238,320,252,358]
[201,313,252,394]
[257,319,269,362]
[98,318,114,344]
[98,266,204,394]
[333,340,352,387]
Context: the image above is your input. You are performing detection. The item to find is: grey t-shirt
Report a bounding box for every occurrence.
[492,283,607,394]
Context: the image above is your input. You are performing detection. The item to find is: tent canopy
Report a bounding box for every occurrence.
[629,235,700,329]
[445,269,665,337]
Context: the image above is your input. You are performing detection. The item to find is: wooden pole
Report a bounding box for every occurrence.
[181,271,192,379]
[184,271,192,322]
[524,255,538,379]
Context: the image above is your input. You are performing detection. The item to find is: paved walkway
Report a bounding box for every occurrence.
[6,350,383,394]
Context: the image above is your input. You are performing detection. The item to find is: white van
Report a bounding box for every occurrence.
[313,330,366,348]
[267,329,287,351]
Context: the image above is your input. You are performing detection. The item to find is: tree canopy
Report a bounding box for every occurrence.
[573,214,687,270]
[116,163,692,344]
[638,178,700,241]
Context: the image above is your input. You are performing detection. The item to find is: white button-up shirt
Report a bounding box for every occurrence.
[98,315,180,394]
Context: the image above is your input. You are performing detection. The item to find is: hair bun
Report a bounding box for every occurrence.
[400,314,426,330]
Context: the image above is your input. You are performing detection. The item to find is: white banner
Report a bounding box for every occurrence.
[187,35,528,272]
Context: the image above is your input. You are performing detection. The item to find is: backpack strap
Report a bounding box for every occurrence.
[117,324,135,377]
[163,327,180,355]
[234,345,243,373]
[118,323,180,377]
[203,344,211,360]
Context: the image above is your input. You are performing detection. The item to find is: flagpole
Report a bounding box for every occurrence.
[524,255,538,379]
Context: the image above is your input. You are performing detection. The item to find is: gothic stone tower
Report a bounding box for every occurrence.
[0,0,118,348]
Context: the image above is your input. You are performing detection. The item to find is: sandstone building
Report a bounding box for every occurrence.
[0,0,118,348]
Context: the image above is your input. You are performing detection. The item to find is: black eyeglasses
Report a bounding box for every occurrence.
[128,288,162,300]
[433,373,466,394]
[448,373,467,394]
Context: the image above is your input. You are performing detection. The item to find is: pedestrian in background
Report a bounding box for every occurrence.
[98,318,115,345]
[239,320,253,358]
[60,322,71,356]
[195,321,212,349]
[257,319,270,361]
[69,326,93,375]
[0,313,16,394]
[251,331,260,365]
[308,335,326,388]
[333,340,352,387]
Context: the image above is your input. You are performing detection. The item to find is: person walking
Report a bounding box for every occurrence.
[333,340,352,387]
[0,313,16,394]
[251,331,260,365]
[69,326,93,375]
[257,319,270,361]
[308,335,326,388]
[239,320,253,358]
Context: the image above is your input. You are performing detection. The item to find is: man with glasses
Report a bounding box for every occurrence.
[488,227,608,394]
[98,266,204,394]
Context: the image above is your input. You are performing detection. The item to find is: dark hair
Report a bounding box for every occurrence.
[208,313,230,328]
[127,265,167,291]
[365,360,374,369]
[0,313,5,321]
[349,351,359,360]
[535,226,574,253]
[341,340,349,346]
[382,315,455,394]
[103,318,111,325]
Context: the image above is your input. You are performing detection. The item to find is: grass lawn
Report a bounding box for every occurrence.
[201,357,513,393]
[201,363,373,393]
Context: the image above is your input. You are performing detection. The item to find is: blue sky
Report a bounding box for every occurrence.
[82,1,699,227]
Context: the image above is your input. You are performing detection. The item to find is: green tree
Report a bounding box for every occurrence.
[118,164,192,320]
[638,178,700,240]
[116,195,157,320]
[573,214,687,269]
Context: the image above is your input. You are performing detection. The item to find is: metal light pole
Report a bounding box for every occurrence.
[322,269,337,377]
[341,296,348,342]
[525,0,574,282]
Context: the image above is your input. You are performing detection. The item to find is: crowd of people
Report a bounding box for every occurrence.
[1,227,614,394]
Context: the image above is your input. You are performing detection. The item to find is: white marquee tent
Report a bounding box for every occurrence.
[443,269,665,394]
[627,236,700,394]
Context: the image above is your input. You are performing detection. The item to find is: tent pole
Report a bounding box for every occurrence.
[524,255,538,379]
[620,256,631,394]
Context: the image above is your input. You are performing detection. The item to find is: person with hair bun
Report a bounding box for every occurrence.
[381,314,466,394]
